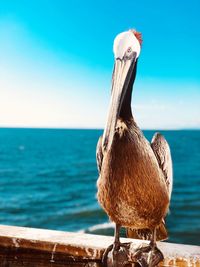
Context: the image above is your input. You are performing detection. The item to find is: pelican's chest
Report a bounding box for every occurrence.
[97,125,169,227]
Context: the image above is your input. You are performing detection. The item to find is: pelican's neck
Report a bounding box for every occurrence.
[119,60,137,121]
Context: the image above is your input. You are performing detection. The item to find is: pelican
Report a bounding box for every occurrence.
[96,30,173,266]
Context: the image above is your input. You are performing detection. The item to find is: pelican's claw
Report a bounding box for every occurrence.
[102,244,113,266]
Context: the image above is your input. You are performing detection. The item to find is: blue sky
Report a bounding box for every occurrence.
[0,0,199,129]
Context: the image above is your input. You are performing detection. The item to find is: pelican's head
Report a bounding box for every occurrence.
[103,30,142,150]
[113,30,142,60]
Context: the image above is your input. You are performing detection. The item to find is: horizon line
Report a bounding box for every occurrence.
[0,126,199,131]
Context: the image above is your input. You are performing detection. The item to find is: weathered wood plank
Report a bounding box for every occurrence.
[0,225,199,266]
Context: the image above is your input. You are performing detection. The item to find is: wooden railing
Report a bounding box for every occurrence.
[0,225,199,266]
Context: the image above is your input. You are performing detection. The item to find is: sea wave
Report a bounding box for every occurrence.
[79,221,115,233]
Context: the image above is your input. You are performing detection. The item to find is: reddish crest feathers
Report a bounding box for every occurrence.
[130,30,142,45]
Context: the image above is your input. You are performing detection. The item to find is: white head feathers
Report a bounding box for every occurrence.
[113,30,142,59]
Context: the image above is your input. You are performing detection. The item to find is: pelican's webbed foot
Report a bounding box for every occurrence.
[102,242,131,267]
[132,229,164,267]
[132,244,164,267]
[102,224,132,267]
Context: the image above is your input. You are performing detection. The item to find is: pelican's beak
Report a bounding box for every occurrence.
[103,52,137,151]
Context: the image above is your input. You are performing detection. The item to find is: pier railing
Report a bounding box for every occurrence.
[0,225,199,266]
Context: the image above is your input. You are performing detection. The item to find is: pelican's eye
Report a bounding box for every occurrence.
[127,47,132,53]
[124,46,133,60]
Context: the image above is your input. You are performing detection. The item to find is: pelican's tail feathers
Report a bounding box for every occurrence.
[126,221,168,242]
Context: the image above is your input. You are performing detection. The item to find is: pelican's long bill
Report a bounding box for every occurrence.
[103,52,137,151]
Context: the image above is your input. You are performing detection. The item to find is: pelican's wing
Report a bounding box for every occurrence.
[96,136,103,174]
[151,132,173,198]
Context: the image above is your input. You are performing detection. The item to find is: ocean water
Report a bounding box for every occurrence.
[0,128,199,246]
